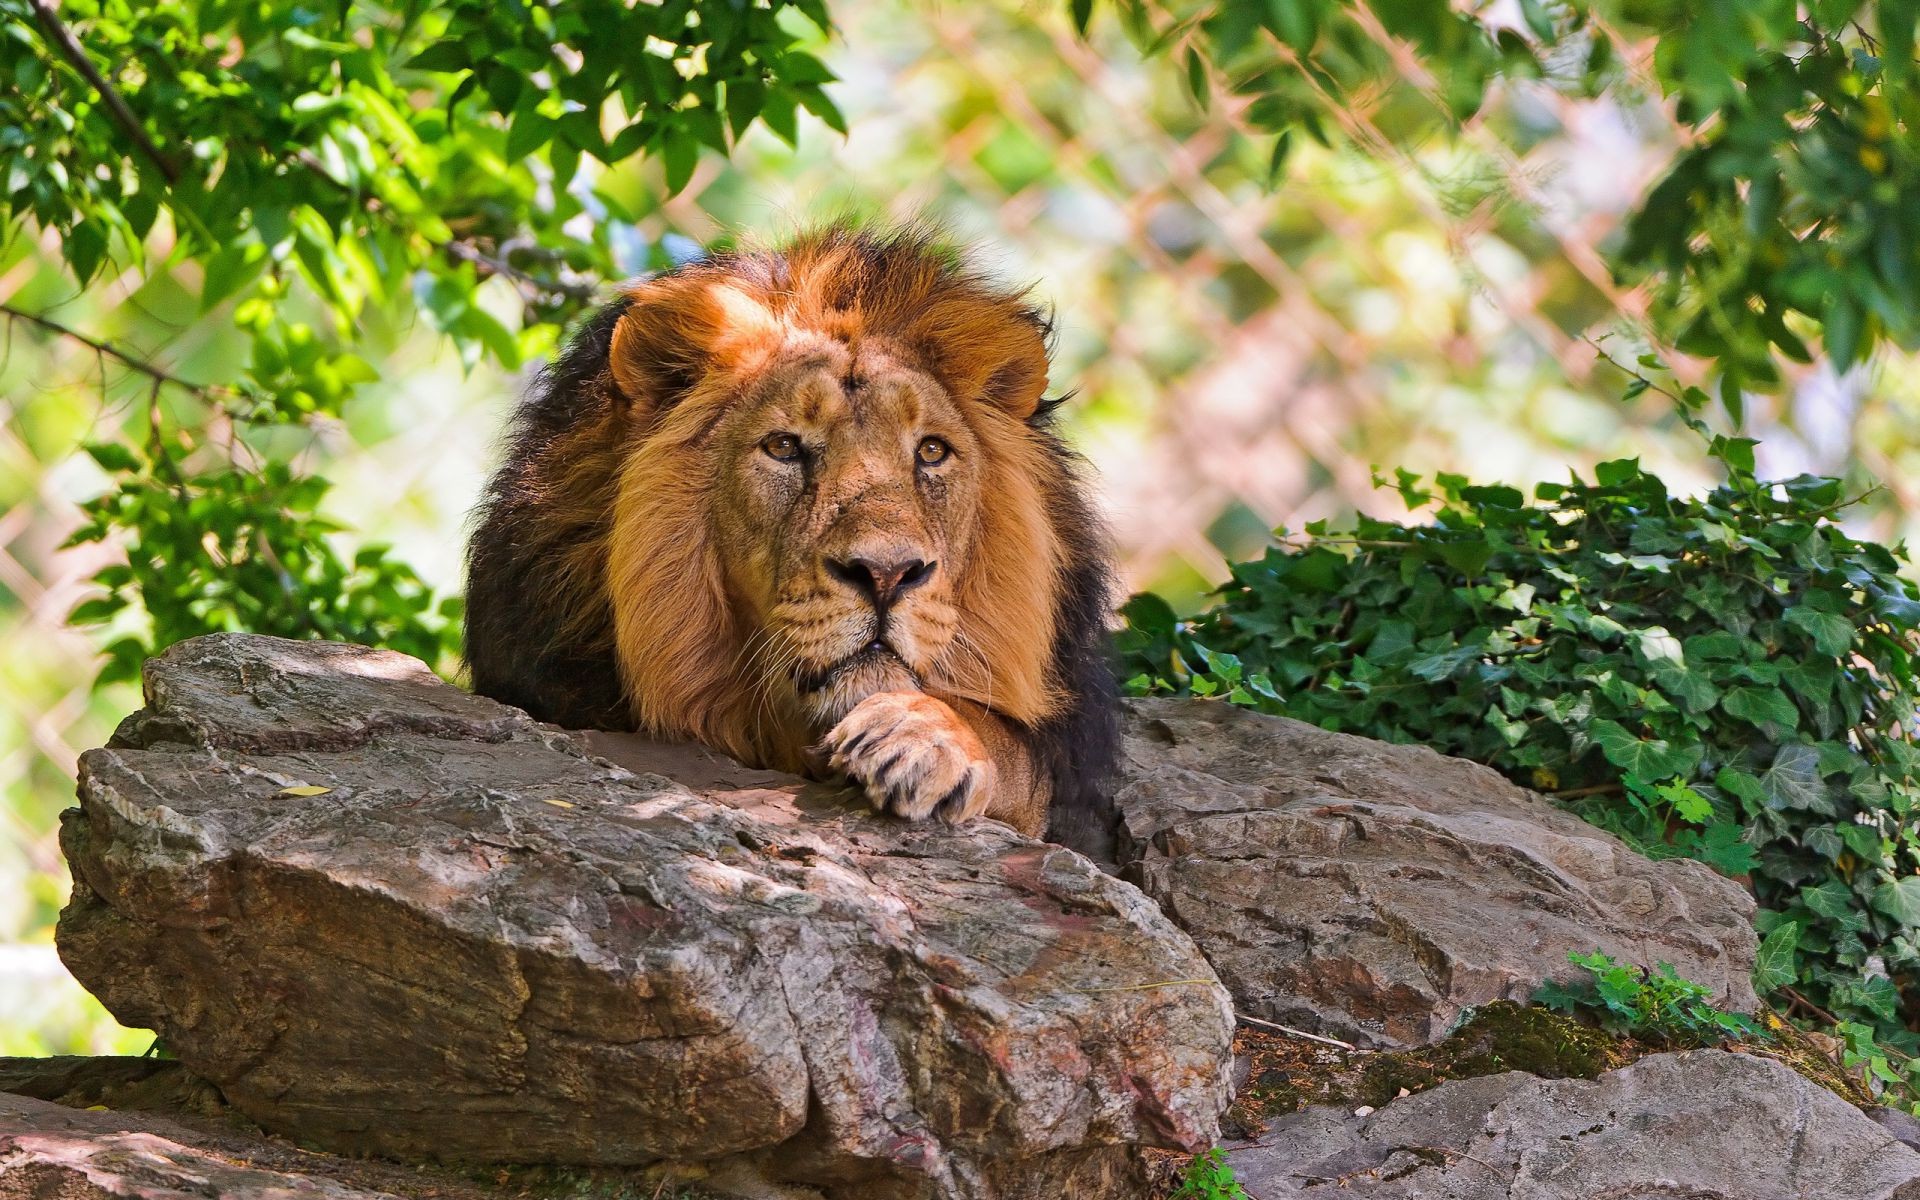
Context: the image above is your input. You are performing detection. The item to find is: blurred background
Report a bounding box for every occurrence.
[4,0,1918,1052]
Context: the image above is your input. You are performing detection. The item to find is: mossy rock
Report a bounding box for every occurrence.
[1228,1002,1637,1135]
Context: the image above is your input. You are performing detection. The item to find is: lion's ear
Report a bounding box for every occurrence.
[906,300,1051,420]
[609,276,781,415]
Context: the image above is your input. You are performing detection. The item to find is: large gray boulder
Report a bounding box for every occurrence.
[1115,699,1759,1048]
[1229,1049,1920,1198]
[55,635,1234,1200]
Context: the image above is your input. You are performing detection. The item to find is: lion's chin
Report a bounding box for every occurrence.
[795,643,921,727]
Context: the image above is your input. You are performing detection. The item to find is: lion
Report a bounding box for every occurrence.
[463,225,1117,845]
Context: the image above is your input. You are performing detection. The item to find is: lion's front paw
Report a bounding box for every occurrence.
[821,691,997,825]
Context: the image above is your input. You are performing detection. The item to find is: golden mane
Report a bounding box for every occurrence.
[465,224,1119,844]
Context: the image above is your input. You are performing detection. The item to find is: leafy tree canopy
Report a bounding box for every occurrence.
[0,0,841,678]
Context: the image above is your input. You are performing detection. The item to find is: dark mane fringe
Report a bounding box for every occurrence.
[464,297,634,731]
[1025,415,1121,858]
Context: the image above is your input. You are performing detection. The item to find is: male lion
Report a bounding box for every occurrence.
[464,225,1116,844]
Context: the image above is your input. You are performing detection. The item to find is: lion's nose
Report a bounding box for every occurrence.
[827,554,936,610]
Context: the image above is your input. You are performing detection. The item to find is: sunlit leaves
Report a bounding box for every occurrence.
[3,0,841,686]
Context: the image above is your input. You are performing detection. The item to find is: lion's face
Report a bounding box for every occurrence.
[708,339,981,729]
[600,233,1071,770]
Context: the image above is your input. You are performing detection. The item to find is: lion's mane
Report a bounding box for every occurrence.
[464,225,1118,848]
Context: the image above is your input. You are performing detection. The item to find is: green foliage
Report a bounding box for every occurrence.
[69,445,458,685]
[0,0,837,674]
[1835,1018,1920,1112]
[1168,1148,1249,1200]
[1092,0,1920,406]
[1117,431,1920,1046]
[1533,951,1761,1045]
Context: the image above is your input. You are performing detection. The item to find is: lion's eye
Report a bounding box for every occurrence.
[916,437,951,466]
[762,433,803,462]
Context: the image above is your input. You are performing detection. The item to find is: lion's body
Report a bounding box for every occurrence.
[465,226,1117,848]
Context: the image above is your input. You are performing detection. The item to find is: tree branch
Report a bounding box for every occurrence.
[291,151,597,303]
[30,0,180,185]
[444,237,598,302]
[0,300,236,401]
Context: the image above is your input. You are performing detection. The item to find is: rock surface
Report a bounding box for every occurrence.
[1,1093,406,1200]
[1227,1049,1920,1199]
[1115,698,1759,1048]
[56,634,1234,1199]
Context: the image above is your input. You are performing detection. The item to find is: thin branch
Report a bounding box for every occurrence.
[444,237,598,301]
[291,150,597,302]
[0,300,238,401]
[1236,1012,1362,1051]
[30,0,179,185]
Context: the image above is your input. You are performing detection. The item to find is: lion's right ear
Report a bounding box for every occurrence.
[609,276,781,416]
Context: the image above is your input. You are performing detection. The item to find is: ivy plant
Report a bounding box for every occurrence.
[1168,1148,1250,1200]
[1534,951,1762,1046]
[1118,425,1920,1048]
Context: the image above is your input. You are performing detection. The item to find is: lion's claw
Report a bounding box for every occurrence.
[821,691,996,825]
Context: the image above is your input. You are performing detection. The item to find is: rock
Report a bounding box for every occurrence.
[0,1091,681,1200]
[55,635,1233,1200]
[1115,699,1758,1048]
[1872,1104,1920,1154]
[0,1093,407,1200]
[1226,1049,1920,1198]
[0,1055,226,1119]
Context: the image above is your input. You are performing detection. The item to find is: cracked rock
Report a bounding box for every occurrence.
[1115,699,1758,1048]
[1227,1050,1920,1198]
[55,635,1234,1199]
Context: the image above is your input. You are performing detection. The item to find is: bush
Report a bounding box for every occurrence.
[1117,434,1920,1051]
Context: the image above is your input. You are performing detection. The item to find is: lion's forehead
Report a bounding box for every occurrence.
[740,347,958,446]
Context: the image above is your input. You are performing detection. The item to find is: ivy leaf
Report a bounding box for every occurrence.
[1871,876,1920,925]
[1693,822,1760,875]
[1664,782,1713,824]
[1721,686,1800,733]
[1758,743,1834,814]
[1785,607,1854,656]
[1589,719,1700,780]
[1800,880,1859,921]
[1832,975,1902,1025]
[1751,922,1801,993]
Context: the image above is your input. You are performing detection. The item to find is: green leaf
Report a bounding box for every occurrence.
[1518,0,1556,41]
[199,242,267,312]
[1871,875,1920,924]
[1721,686,1800,733]
[405,40,471,72]
[1751,922,1801,993]
[1758,743,1833,813]
[1785,607,1854,657]
[1267,130,1293,187]
[1665,783,1713,824]
[1589,718,1700,780]
[1825,293,1863,369]
[1693,822,1760,875]
[84,442,141,473]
